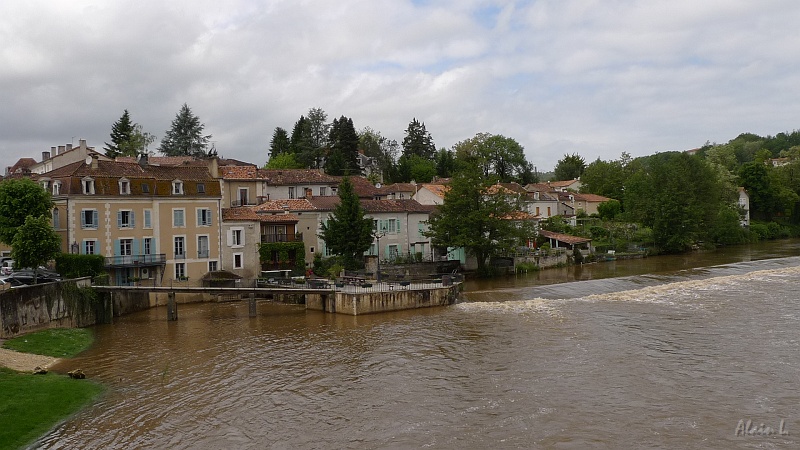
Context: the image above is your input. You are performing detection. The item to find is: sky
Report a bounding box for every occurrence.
[2,0,800,173]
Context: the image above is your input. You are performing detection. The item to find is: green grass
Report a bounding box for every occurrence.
[0,367,104,449]
[0,328,102,449]
[2,328,94,358]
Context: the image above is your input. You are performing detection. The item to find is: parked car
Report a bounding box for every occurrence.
[8,268,61,285]
[1,259,14,276]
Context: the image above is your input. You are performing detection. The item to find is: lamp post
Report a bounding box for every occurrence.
[374,226,387,283]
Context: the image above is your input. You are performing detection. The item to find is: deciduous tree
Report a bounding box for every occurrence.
[0,178,53,245]
[11,215,61,282]
[553,153,586,181]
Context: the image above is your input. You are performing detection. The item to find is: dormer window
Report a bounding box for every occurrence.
[141,183,150,194]
[197,183,205,194]
[172,180,184,195]
[119,178,131,195]
[82,177,95,195]
[52,181,61,196]
[40,179,51,191]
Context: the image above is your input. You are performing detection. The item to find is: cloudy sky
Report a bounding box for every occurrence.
[2,0,800,172]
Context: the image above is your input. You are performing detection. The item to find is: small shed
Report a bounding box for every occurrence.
[538,230,593,252]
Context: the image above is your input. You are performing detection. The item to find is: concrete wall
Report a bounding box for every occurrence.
[306,284,461,315]
[0,278,110,338]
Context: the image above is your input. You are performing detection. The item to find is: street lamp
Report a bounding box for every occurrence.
[374,226,387,283]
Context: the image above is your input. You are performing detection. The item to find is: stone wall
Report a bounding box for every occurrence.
[0,278,111,339]
[306,284,462,315]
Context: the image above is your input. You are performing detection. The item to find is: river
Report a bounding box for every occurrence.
[35,240,800,449]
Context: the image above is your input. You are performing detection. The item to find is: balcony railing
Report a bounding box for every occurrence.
[105,253,166,267]
[198,250,209,258]
[261,233,303,243]
[174,253,185,260]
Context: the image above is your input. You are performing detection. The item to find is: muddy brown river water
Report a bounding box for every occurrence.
[35,240,800,449]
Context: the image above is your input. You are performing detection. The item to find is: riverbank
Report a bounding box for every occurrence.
[0,344,60,371]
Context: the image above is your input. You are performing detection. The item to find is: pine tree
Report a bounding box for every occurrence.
[402,118,436,160]
[158,103,212,157]
[269,127,291,159]
[104,110,135,158]
[318,177,374,269]
[325,116,360,176]
[289,116,316,168]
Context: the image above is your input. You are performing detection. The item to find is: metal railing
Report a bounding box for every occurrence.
[104,253,166,267]
[260,233,303,243]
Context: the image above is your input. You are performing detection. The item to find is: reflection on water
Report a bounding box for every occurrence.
[35,241,800,449]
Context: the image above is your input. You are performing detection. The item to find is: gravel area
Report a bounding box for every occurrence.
[0,345,61,372]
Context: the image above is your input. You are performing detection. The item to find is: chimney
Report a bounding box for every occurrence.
[91,153,99,169]
[51,146,57,157]
[305,188,312,199]
[57,145,66,155]
[66,143,73,151]
[42,151,51,161]
[79,139,86,148]
[137,153,149,167]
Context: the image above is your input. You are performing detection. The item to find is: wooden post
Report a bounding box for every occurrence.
[167,292,178,321]
[248,293,257,317]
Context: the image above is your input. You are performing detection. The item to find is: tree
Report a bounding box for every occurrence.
[307,107,330,149]
[580,154,629,201]
[265,152,304,169]
[396,154,436,183]
[425,161,532,275]
[452,133,533,183]
[402,118,436,159]
[318,178,374,269]
[435,148,456,179]
[553,153,586,181]
[0,178,53,245]
[11,215,61,282]
[104,109,135,158]
[738,162,777,221]
[158,103,212,157]
[325,116,360,176]
[268,127,291,160]
[289,115,316,168]
[359,127,399,179]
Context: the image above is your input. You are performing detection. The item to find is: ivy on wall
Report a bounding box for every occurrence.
[258,242,305,275]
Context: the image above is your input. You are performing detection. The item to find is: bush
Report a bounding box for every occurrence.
[55,253,105,279]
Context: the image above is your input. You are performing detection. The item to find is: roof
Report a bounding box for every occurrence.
[572,193,611,203]
[539,230,592,245]
[222,207,298,222]
[220,165,260,180]
[115,156,199,166]
[8,158,36,174]
[261,169,339,185]
[486,182,527,195]
[418,184,450,199]
[254,199,317,212]
[380,183,418,193]
[44,159,214,181]
[548,179,579,188]
[305,197,434,213]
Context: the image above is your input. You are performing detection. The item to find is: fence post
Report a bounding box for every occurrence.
[167,292,178,321]
[248,293,257,317]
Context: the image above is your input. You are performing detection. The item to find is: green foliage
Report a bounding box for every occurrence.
[597,199,622,220]
[572,246,584,264]
[581,153,630,201]
[452,133,534,183]
[553,153,586,181]
[289,115,317,168]
[359,127,400,179]
[258,241,306,274]
[396,154,436,183]
[265,152,304,169]
[318,178,374,269]
[55,253,106,279]
[0,367,104,450]
[104,109,134,158]
[2,328,94,358]
[425,161,533,274]
[589,226,609,238]
[158,103,212,157]
[11,215,61,274]
[268,126,291,160]
[0,178,53,245]
[325,116,361,175]
[402,118,436,159]
[435,148,456,178]
[515,261,538,273]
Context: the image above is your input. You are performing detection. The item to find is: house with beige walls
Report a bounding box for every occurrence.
[221,207,301,280]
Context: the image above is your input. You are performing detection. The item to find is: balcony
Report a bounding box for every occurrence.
[105,253,166,268]
[261,232,303,243]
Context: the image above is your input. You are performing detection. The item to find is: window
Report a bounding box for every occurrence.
[120,239,133,256]
[144,210,152,228]
[83,240,96,255]
[387,219,398,233]
[174,237,185,259]
[81,209,99,229]
[288,187,295,199]
[141,183,150,194]
[172,180,184,195]
[197,208,212,226]
[143,238,152,255]
[82,178,95,195]
[310,247,315,254]
[238,188,248,206]
[119,178,130,195]
[52,208,59,229]
[320,187,327,196]
[233,253,243,269]
[52,182,60,195]
[208,260,218,272]
[118,210,135,228]
[198,236,209,258]
[41,180,50,190]
[418,222,427,237]
[197,183,205,194]
[229,228,244,247]
[388,244,399,260]
[173,209,185,227]
[175,262,186,279]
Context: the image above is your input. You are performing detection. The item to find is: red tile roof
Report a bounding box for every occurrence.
[254,199,317,212]
[260,169,339,185]
[539,230,592,245]
[222,207,298,222]
[220,166,260,180]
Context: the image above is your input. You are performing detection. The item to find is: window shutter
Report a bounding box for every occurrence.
[96,241,101,254]
[93,210,98,228]
[208,210,212,225]
[81,211,86,228]
[132,239,140,256]
[227,230,233,247]
[114,239,121,256]
[197,209,202,226]
[240,230,245,246]
[117,211,122,228]
[131,211,136,228]
[81,241,86,255]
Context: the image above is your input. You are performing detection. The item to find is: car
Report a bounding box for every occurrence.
[8,268,61,285]
[0,259,13,276]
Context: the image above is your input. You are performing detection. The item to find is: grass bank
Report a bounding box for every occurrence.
[0,328,103,449]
